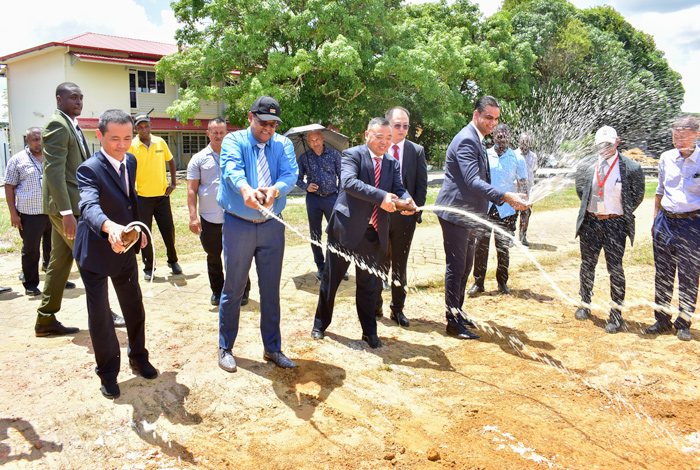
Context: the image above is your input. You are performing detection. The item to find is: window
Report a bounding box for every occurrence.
[182,133,208,154]
[129,73,138,108]
[137,70,165,94]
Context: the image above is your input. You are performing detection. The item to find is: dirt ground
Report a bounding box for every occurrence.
[1,198,699,470]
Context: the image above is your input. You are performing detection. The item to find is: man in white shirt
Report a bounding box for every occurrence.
[514,133,538,246]
[573,126,644,333]
[646,116,700,341]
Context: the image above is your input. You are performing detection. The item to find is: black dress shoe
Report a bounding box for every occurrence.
[211,293,221,306]
[390,311,410,327]
[65,281,76,289]
[144,270,154,281]
[446,320,480,340]
[450,309,478,328]
[35,321,79,337]
[101,381,120,399]
[241,288,249,306]
[375,309,383,318]
[129,359,158,379]
[361,334,383,349]
[25,287,42,296]
[311,329,325,340]
[498,282,510,295]
[218,348,237,372]
[343,272,349,281]
[168,262,183,275]
[112,311,126,327]
[467,283,484,297]
[574,307,590,321]
[677,327,692,341]
[263,350,297,368]
[605,316,627,334]
[520,235,529,247]
[644,321,674,335]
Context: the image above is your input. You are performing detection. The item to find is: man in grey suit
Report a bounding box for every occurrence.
[435,96,529,340]
[375,106,428,327]
[311,117,416,348]
[574,125,644,333]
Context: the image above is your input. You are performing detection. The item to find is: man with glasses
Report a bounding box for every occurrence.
[573,125,644,333]
[646,116,700,341]
[374,106,427,327]
[217,96,299,372]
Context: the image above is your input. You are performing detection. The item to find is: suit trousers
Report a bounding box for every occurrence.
[36,214,78,324]
[19,213,52,291]
[314,227,384,336]
[219,213,285,352]
[473,210,517,287]
[652,212,700,329]
[81,254,148,383]
[137,195,178,271]
[305,192,337,270]
[578,213,626,310]
[438,216,476,317]
[375,213,417,314]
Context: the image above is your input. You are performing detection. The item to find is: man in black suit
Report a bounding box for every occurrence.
[311,117,416,348]
[574,125,645,333]
[374,106,428,327]
[435,96,529,340]
[73,110,157,399]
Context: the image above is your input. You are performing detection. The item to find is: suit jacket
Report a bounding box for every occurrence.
[42,110,90,216]
[327,144,410,252]
[73,151,140,276]
[435,123,505,228]
[575,154,645,245]
[398,140,428,223]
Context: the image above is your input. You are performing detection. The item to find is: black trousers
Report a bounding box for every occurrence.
[81,254,148,384]
[137,195,178,271]
[305,192,337,270]
[438,216,476,317]
[19,213,52,290]
[518,208,531,235]
[200,217,225,296]
[375,212,417,314]
[578,213,627,313]
[473,209,517,287]
[314,228,384,336]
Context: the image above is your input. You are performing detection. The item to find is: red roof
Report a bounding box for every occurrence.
[71,52,159,67]
[78,117,242,132]
[0,32,178,62]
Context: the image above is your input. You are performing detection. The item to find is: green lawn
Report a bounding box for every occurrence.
[0,178,660,257]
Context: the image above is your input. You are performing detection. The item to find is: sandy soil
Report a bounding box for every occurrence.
[1,199,699,470]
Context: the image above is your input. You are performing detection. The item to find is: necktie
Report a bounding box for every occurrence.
[256,143,272,188]
[482,140,491,183]
[371,157,381,231]
[392,144,400,161]
[598,159,609,198]
[119,163,128,196]
[76,125,88,156]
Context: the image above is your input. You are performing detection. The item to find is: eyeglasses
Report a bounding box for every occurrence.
[392,123,410,130]
[254,115,279,129]
[596,143,614,150]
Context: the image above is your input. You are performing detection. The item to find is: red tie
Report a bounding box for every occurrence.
[371,157,381,231]
[392,144,399,161]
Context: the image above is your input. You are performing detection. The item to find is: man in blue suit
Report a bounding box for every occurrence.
[73,110,156,399]
[435,96,529,340]
[311,117,417,348]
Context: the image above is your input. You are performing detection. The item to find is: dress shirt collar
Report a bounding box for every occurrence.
[468,121,484,143]
[597,151,619,166]
[369,149,384,160]
[101,148,126,173]
[675,145,699,163]
[247,127,272,149]
[393,139,405,153]
[58,109,79,127]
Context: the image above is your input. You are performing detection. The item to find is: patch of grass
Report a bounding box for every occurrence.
[626,238,654,266]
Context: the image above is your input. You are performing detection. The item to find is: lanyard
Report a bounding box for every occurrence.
[596,154,618,197]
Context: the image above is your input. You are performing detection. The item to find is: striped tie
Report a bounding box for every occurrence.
[256,143,271,188]
[371,156,381,231]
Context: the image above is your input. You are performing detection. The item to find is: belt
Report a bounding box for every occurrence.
[314,191,338,198]
[587,211,622,221]
[226,211,277,224]
[662,208,700,219]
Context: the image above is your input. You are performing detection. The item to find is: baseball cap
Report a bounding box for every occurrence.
[133,112,151,125]
[595,126,618,145]
[250,96,282,122]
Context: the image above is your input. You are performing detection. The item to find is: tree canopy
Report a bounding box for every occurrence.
[157,0,684,160]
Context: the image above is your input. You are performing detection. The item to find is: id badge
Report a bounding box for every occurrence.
[597,201,606,213]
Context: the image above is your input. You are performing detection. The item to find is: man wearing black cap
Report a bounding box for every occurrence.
[128,113,181,280]
[217,96,299,372]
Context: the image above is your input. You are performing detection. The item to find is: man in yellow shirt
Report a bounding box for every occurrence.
[129,113,181,280]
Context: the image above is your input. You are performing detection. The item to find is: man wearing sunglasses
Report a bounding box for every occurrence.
[573,125,644,334]
[374,106,428,327]
[217,96,299,372]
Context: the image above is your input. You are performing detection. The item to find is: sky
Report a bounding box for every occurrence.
[1,0,699,119]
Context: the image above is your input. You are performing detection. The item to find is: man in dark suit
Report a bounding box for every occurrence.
[35,83,126,337]
[312,117,416,348]
[573,125,644,333]
[73,109,156,399]
[374,106,428,327]
[435,96,529,340]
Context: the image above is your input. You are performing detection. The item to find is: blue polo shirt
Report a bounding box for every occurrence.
[218,127,298,221]
[487,147,527,218]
